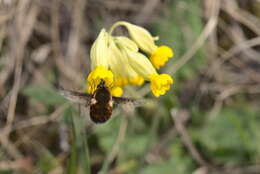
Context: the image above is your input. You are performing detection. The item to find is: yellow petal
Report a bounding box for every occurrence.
[114,76,128,86]
[128,75,144,86]
[150,45,174,69]
[87,66,114,93]
[111,86,123,97]
[149,73,173,97]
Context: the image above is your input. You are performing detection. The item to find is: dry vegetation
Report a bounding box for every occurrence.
[0,0,260,174]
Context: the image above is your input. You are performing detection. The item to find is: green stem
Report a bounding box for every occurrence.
[66,107,91,174]
[98,117,128,174]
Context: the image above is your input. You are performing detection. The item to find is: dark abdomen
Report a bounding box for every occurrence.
[90,103,112,123]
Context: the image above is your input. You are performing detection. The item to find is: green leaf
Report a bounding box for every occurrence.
[196,107,260,163]
[138,140,194,174]
[94,116,121,153]
[0,171,12,174]
[65,108,91,174]
[22,84,66,106]
[36,150,59,173]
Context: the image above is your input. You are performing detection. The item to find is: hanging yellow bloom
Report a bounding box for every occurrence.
[87,66,114,94]
[150,73,173,97]
[128,75,144,86]
[110,21,174,69]
[121,47,173,97]
[114,76,128,87]
[89,31,127,97]
[111,86,123,97]
[150,45,174,69]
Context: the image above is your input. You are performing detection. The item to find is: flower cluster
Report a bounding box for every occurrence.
[87,21,174,97]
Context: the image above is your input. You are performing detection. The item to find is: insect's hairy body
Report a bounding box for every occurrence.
[58,79,141,124]
[90,80,113,123]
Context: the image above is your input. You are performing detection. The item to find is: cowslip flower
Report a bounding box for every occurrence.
[87,21,174,97]
[111,86,123,97]
[88,29,113,93]
[89,30,136,96]
[150,45,174,69]
[119,41,173,97]
[110,21,174,69]
[87,66,124,97]
[150,74,173,97]
[88,29,124,96]
[87,66,114,94]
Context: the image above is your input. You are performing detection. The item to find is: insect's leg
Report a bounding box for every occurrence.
[92,79,97,93]
[89,79,96,94]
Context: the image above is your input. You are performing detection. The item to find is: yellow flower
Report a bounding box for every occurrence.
[109,21,174,69]
[87,66,124,97]
[150,73,173,97]
[122,46,173,96]
[87,21,174,98]
[114,76,128,87]
[111,86,123,97]
[129,75,144,86]
[87,66,114,94]
[150,45,174,69]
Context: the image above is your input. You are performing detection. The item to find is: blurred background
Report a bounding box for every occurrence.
[1,0,260,173]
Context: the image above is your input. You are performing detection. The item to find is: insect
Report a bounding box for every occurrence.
[58,79,140,123]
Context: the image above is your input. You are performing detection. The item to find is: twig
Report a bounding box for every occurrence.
[67,0,87,69]
[0,135,23,159]
[222,0,260,36]
[1,0,40,160]
[208,85,242,120]
[134,0,160,24]
[11,104,68,132]
[167,0,220,75]
[171,109,208,167]
[51,0,83,87]
[209,36,260,77]
[192,167,208,174]
[0,157,33,172]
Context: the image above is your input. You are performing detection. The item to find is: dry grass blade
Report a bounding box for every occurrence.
[171,109,209,167]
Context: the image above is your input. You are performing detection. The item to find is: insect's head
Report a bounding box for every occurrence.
[97,79,106,88]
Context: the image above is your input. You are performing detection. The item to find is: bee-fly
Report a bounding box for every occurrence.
[58,79,140,123]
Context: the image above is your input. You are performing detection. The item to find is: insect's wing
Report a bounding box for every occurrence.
[58,86,92,106]
[112,96,143,107]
